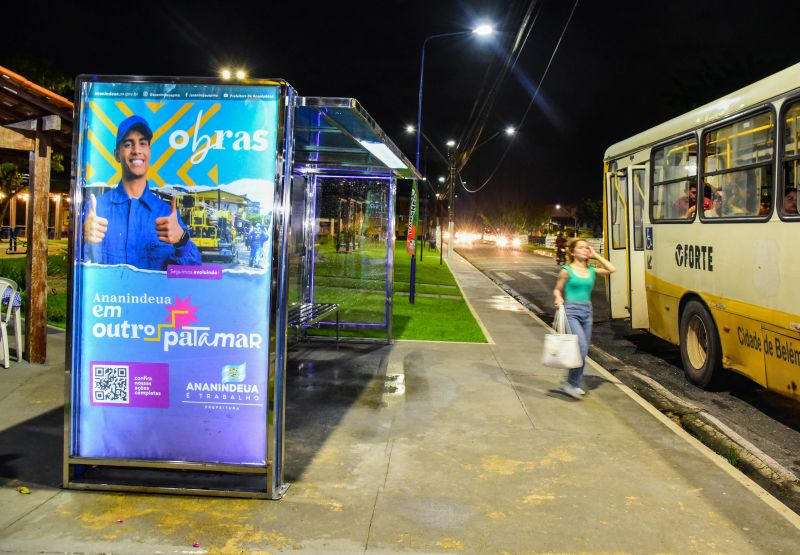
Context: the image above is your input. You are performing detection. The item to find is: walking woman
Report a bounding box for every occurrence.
[552,238,615,399]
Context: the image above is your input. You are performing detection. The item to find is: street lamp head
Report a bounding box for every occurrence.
[446,140,456,147]
[505,126,516,136]
[556,204,561,210]
[438,176,446,183]
[406,125,415,134]
[473,25,494,36]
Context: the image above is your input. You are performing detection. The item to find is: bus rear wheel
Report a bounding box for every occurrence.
[679,300,722,388]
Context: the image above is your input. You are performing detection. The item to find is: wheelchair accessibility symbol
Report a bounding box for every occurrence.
[645,227,653,250]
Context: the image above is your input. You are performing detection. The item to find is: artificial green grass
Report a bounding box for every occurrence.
[309,241,486,342]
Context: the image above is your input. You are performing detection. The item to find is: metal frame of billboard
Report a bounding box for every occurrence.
[63,75,295,499]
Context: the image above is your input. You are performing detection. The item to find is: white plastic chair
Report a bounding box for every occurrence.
[0,277,22,368]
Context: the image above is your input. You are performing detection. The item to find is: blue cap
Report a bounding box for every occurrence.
[115,115,153,147]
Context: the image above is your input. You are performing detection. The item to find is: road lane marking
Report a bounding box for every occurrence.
[520,271,542,280]
[495,272,514,281]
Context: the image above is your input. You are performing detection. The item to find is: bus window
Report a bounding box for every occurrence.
[610,171,627,249]
[781,101,800,217]
[702,111,774,219]
[632,168,645,250]
[651,136,697,221]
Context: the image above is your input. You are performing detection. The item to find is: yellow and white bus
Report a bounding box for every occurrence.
[603,61,800,400]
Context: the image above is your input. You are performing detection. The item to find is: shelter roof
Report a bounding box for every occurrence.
[294,97,421,180]
[0,65,73,150]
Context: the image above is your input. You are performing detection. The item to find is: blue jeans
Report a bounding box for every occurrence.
[564,301,592,387]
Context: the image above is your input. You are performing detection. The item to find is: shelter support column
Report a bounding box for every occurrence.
[25,124,54,363]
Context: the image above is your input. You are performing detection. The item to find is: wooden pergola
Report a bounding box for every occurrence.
[0,65,73,363]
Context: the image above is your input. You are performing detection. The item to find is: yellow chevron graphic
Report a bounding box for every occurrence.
[89,101,118,136]
[114,102,134,118]
[87,128,119,175]
[152,103,193,145]
[145,102,164,113]
[143,310,189,342]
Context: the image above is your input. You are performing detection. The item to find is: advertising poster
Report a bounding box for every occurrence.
[406,181,418,255]
[72,81,282,465]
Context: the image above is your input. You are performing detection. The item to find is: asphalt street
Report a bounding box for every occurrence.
[456,242,800,511]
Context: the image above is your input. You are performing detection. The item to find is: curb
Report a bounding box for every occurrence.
[589,345,800,512]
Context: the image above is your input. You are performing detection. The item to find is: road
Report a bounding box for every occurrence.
[456,242,800,509]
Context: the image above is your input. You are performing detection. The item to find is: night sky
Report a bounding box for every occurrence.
[3,0,800,214]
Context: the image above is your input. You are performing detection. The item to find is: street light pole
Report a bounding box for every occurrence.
[413,25,494,264]
[415,31,471,172]
[447,147,456,259]
[414,25,494,173]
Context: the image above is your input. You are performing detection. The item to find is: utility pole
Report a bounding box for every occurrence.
[447,148,456,259]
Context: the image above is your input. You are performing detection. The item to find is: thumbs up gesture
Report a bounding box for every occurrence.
[155,195,185,244]
[83,193,108,244]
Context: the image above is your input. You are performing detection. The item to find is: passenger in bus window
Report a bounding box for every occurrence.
[783,187,798,214]
[758,194,772,216]
[675,181,698,218]
[723,172,751,216]
[703,185,724,218]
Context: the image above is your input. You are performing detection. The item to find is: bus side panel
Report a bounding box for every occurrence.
[761,324,800,399]
[644,273,680,345]
[710,308,768,388]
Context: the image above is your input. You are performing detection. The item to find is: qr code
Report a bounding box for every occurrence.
[92,364,130,404]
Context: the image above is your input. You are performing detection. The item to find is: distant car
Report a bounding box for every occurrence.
[496,234,525,249]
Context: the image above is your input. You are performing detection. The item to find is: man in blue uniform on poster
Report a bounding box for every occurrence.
[82,115,201,270]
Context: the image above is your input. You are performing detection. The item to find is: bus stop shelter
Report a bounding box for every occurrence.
[288,97,421,342]
[63,77,420,500]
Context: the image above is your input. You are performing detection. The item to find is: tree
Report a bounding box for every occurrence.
[5,57,74,98]
[576,198,603,236]
[0,162,24,226]
[480,199,549,235]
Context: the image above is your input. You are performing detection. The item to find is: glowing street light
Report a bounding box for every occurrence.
[221,68,247,80]
[414,24,495,172]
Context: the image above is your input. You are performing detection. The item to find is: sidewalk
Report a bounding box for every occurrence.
[1,252,799,553]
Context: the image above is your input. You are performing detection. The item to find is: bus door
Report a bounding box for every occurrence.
[627,166,649,329]
[605,169,629,318]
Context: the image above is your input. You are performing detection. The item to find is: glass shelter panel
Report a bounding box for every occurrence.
[312,177,391,329]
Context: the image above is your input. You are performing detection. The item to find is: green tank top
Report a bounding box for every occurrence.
[563,265,595,302]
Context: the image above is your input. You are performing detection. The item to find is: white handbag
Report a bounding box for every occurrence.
[541,305,582,369]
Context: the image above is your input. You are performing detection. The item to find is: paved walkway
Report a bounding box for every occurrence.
[0,252,799,553]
